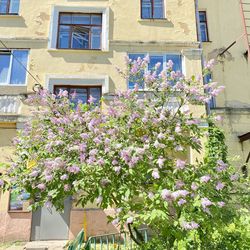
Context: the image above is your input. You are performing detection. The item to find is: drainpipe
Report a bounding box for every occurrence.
[194,0,211,115]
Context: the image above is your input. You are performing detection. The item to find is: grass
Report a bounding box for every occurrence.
[0,241,26,250]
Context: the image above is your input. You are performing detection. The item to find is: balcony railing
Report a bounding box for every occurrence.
[0,95,22,114]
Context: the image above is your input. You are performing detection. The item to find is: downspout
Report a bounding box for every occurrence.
[194,0,211,115]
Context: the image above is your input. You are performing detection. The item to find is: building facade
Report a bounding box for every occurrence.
[198,0,250,172]
[0,0,203,242]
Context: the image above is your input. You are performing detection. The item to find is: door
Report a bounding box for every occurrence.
[31,198,71,241]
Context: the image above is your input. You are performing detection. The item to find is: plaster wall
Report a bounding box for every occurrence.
[199,0,250,167]
[0,0,204,242]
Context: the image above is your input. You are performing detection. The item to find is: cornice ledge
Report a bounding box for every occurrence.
[110,40,200,48]
[0,37,48,43]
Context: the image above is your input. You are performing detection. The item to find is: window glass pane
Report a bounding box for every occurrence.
[128,54,145,89]
[142,0,152,18]
[153,0,164,18]
[199,12,206,22]
[72,14,90,25]
[149,55,164,73]
[9,0,19,14]
[91,15,102,25]
[91,27,101,49]
[204,73,212,84]
[70,88,88,105]
[89,87,101,104]
[0,0,8,13]
[72,26,90,49]
[165,54,182,72]
[60,14,72,24]
[9,189,30,211]
[129,54,145,62]
[54,86,68,95]
[10,50,28,85]
[200,23,208,41]
[0,53,11,83]
[58,25,70,48]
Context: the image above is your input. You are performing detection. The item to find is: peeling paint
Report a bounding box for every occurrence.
[36,12,50,25]
[35,31,45,36]
[178,22,190,35]
[167,10,172,16]
[178,0,183,7]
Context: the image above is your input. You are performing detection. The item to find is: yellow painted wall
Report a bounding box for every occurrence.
[0,1,205,238]
[199,0,250,167]
[0,0,200,96]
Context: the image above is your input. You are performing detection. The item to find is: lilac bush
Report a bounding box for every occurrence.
[0,57,248,248]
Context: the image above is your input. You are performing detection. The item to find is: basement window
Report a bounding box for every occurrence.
[0,50,29,85]
[9,188,30,212]
[0,0,20,15]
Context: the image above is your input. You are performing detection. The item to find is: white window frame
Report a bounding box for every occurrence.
[46,74,110,95]
[127,52,184,90]
[0,49,29,86]
[49,5,109,51]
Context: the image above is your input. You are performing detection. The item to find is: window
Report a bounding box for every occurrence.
[9,188,30,211]
[128,53,182,89]
[199,11,209,42]
[57,13,102,50]
[141,0,164,19]
[54,85,102,106]
[0,50,28,85]
[0,0,20,14]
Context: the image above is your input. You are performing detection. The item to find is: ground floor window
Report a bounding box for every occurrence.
[128,53,182,89]
[54,85,102,106]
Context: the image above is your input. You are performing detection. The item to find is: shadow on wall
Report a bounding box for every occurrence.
[0,128,16,163]
[0,16,27,28]
[48,50,114,65]
[69,209,119,240]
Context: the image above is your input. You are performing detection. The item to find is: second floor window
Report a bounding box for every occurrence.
[54,85,102,106]
[199,11,209,42]
[141,0,164,19]
[0,0,20,14]
[128,53,182,89]
[57,13,102,50]
[0,50,28,85]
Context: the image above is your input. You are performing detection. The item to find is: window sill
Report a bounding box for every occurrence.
[0,84,27,87]
[138,18,171,23]
[8,210,30,213]
[47,48,109,53]
[0,14,21,18]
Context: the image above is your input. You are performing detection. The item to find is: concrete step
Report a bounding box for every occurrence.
[24,241,67,250]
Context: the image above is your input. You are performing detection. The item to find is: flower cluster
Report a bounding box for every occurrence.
[0,57,244,245]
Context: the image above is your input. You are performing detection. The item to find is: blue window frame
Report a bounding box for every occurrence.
[128,53,182,89]
[0,50,28,85]
[141,0,164,19]
[0,0,20,14]
[199,11,209,42]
